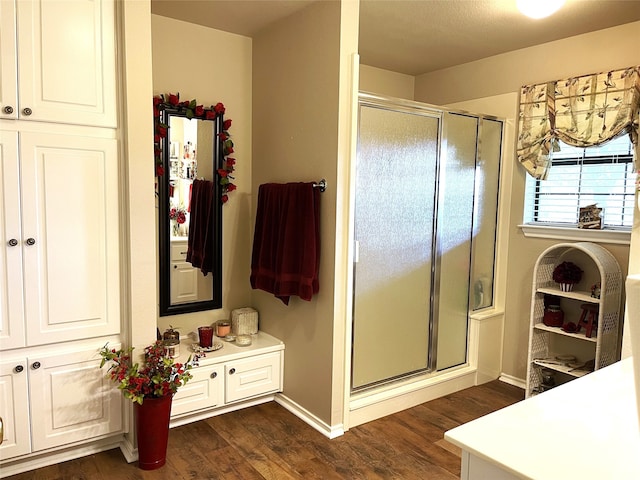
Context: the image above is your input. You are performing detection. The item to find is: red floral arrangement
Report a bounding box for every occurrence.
[99,341,200,404]
[552,261,583,284]
[153,92,236,203]
[169,205,187,224]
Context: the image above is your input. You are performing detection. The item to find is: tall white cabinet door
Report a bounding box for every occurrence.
[15,0,116,127]
[0,359,31,460]
[0,0,18,120]
[20,132,120,346]
[28,347,123,451]
[0,130,25,350]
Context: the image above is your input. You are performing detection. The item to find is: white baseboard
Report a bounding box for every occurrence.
[169,394,276,428]
[499,373,526,389]
[0,436,124,478]
[347,367,478,428]
[118,435,137,463]
[275,394,344,439]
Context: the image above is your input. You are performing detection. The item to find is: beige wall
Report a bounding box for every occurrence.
[252,1,358,425]
[415,21,640,105]
[120,1,156,351]
[151,15,253,336]
[360,64,414,100]
[420,22,639,381]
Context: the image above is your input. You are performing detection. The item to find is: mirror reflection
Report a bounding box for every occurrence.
[158,107,222,316]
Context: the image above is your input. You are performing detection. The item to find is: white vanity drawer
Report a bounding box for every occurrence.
[170,242,189,261]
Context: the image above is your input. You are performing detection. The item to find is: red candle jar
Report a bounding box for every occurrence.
[198,326,214,348]
[543,305,564,327]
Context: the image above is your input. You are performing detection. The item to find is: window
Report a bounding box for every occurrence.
[524,135,636,229]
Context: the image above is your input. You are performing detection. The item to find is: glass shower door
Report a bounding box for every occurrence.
[352,104,440,390]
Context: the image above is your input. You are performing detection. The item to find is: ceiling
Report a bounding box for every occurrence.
[150,0,640,76]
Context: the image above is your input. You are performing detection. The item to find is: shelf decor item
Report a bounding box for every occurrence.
[99,341,201,470]
[552,261,583,292]
[231,307,259,335]
[543,304,564,327]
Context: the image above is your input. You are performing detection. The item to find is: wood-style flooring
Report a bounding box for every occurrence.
[5,380,524,480]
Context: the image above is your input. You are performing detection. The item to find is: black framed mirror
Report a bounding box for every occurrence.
[156,96,227,316]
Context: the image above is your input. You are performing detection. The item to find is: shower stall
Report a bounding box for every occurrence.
[351,93,503,395]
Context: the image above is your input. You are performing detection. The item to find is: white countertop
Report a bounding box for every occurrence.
[445,358,640,480]
[174,331,284,366]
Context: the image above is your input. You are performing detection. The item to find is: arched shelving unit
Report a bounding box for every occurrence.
[526,242,622,398]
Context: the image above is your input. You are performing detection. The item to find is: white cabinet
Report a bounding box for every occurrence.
[525,242,622,397]
[0,129,120,349]
[0,0,116,127]
[0,360,30,459]
[170,241,198,304]
[171,363,224,416]
[225,352,282,403]
[0,345,123,461]
[170,333,284,424]
[0,0,122,474]
[0,1,18,119]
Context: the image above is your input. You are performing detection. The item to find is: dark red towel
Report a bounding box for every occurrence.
[187,179,215,275]
[250,182,321,305]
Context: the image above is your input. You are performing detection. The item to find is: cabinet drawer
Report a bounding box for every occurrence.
[170,242,189,262]
[225,352,282,403]
[172,364,223,417]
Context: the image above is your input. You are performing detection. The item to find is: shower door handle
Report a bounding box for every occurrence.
[354,240,360,263]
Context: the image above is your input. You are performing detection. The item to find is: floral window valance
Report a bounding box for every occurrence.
[517,66,640,179]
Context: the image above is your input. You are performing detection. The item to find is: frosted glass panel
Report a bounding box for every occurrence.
[352,105,439,389]
[435,113,477,371]
[471,119,502,310]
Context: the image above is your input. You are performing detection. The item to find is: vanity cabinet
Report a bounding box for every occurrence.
[170,333,284,425]
[0,129,120,350]
[525,242,622,398]
[0,344,123,462]
[0,0,116,127]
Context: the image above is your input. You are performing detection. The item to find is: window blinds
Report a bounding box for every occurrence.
[524,135,636,228]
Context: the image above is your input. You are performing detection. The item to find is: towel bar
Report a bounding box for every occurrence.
[313,179,327,192]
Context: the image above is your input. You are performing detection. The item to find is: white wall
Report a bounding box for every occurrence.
[416,22,639,381]
[151,15,253,337]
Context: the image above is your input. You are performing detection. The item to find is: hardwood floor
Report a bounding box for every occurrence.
[5,380,523,480]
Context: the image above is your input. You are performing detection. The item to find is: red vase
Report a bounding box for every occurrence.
[134,394,173,470]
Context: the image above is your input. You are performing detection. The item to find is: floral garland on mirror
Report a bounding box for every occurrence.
[153,93,236,203]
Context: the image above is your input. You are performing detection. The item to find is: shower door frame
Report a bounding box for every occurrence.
[351,94,443,392]
[350,92,504,393]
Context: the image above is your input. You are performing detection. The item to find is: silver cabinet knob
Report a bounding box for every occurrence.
[26,238,36,246]
[210,372,217,379]
[8,239,18,247]
[3,106,13,114]
[14,365,24,373]
[31,361,41,370]
[22,107,32,116]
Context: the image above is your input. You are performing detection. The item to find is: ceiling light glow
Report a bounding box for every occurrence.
[517,0,565,19]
